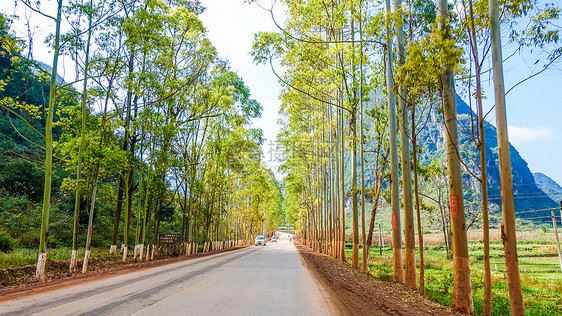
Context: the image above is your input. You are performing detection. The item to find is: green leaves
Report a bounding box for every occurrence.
[251,32,285,64]
[397,22,464,88]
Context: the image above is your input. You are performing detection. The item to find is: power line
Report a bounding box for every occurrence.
[515,207,561,214]
[489,194,561,200]
[488,192,562,198]
[517,216,553,220]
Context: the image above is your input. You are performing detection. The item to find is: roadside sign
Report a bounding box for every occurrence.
[159,233,181,244]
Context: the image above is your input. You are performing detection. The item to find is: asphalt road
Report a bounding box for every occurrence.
[0,234,336,316]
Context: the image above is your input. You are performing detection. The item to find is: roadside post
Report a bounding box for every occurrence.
[379,224,383,256]
[551,210,562,274]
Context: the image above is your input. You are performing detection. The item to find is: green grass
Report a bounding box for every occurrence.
[0,247,107,269]
[344,237,562,316]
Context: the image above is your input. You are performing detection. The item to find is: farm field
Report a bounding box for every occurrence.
[346,229,562,316]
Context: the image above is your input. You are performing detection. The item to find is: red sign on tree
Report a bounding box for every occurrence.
[450,195,460,219]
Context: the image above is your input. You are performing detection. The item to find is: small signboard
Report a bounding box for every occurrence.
[159,233,181,244]
[450,195,460,219]
[392,214,398,230]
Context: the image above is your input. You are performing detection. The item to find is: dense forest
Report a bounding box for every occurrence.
[0,1,283,277]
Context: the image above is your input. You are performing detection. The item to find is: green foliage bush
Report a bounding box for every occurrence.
[0,159,44,202]
[19,230,40,248]
[0,231,17,252]
[0,248,38,267]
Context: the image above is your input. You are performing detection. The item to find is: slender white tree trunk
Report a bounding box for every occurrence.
[82,250,90,274]
[437,0,473,312]
[489,0,524,313]
[395,0,416,290]
[36,0,63,282]
[385,0,404,284]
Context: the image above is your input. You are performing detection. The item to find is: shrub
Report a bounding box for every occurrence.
[19,230,40,248]
[0,231,17,252]
[0,159,44,202]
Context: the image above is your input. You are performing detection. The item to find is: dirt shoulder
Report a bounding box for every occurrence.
[296,241,463,316]
[0,246,246,302]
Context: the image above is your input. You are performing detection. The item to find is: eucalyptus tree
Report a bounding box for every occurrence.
[81,8,127,267]
[68,0,93,272]
[392,0,472,308]
[130,2,213,251]
[436,0,473,312]
[63,0,122,273]
[488,0,525,312]
[32,0,63,281]
[382,0,403,284]
[393,0,416,289]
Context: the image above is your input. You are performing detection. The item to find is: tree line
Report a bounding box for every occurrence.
[0,0,282,280]
[250,0,560,314]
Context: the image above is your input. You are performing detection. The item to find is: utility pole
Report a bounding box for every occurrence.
[379,224,384,256]
[551,210,562,274]
[489,0,524,314]
[560,201,562,226]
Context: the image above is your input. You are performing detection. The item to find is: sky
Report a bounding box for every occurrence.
[198,0,285,174]
[0,0,561,186]
[480,39,562,186]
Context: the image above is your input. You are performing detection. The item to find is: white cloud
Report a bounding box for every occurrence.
[508,125,555,146]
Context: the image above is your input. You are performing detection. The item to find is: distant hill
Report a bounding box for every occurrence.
[533,172,562,203]
[35,60,65,83]
[347,93,558,223]
[417,95,558,219]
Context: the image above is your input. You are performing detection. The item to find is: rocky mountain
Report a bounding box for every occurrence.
[349,93,558,223]
[416,95,558,221]
[533,172,562,204]
[35,61,65,83]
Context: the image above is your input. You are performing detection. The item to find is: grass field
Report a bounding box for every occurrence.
[344,229,562,316]
[0,247,108,269]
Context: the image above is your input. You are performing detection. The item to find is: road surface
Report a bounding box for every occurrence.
[0,234,336,315]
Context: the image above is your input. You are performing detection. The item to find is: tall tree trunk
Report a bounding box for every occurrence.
[141,172,151,245]
[123,169,133,262]
[71,9,93,273]
[359,3,368,274]
[82,165,100,273]
[81,88,112,272]
[351,108,359,268]
[412,115,425,295]
[395,0,416,290]
[111,177,124,254]
[36,0,63,281]
[111,52,135,253]
[339,105,346,262]
[154,201,163,244]
[124,121,137,258]
[350,14,359,269]
[489,0,524,313]
[135,168,144,259]
[384,0,404,284]
[437,0,473,312]
[466,0,491,311]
